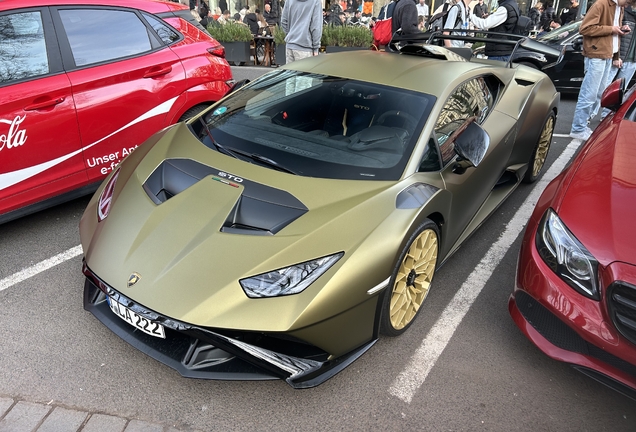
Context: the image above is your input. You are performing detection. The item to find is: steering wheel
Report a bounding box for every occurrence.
[376,110,418,130]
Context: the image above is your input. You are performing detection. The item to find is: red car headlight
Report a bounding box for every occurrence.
[535,208,600,300]
[97,169,120,222]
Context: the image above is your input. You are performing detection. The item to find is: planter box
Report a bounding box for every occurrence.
[274,43,286,65]
[222,41,252,66]
[325,46,370,53]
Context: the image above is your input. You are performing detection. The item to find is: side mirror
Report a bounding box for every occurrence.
[227,79,250,95]
[572,37,583,51]
[453,120,490,169]
[600,77,625,111]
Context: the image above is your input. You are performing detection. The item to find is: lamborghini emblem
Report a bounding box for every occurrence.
[128,272,141,287]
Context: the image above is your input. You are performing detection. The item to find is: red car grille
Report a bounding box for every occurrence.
[608,281,636,346]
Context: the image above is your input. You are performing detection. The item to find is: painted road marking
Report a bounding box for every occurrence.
[0,246,83,293]
[388,138,584,404]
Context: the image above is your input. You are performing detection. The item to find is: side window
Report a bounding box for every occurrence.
[143,13,181,45]
[419,137,442,172]
[59,9,156,67]
[434,77,494,166]
[0,11,49,83]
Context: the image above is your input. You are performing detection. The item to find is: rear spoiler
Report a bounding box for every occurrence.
[388,31,565,69]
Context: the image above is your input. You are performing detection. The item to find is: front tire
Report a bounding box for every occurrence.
[380,219,440,337]
[523,111,555,183]
[178,105,209,123]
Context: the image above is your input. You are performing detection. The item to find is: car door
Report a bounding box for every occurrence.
[51,6,187,182]
[437,76,517,252]
[0,8,84,217]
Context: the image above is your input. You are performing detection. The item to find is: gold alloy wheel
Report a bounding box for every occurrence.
[533,115,555,178]
[389,229,438,330]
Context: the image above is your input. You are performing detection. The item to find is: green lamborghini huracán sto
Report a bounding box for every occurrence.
[81,39,561,388]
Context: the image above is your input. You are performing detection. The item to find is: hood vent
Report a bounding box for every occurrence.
[143,159,308,235]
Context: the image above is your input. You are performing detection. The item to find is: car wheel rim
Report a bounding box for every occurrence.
[390,229,438,330]
[533,115,554,177]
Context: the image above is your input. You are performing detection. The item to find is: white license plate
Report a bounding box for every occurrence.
[108,297,165,338]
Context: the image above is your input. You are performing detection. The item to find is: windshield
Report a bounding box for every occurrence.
[195,70,435,180]
[538,20,580,43]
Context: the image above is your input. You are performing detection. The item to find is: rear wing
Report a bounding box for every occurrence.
[388,31,564,69]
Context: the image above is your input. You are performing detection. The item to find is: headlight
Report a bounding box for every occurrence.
[97,169,120,222]
[240,252,344,298]
[535,209,600,300]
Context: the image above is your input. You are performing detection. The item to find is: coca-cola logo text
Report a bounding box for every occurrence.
[0,115,28,151]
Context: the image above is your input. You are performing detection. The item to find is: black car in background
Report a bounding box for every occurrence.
[474,21,584,93]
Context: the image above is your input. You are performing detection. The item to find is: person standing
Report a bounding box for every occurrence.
[392,0,420,35]
[559,0,580,25]
[443,0,469,48]
[540,0,555,31]
[469,0,520,61]
[569,0,629,140]
[602,0,636,118]
[473,0,488,19]
[529,2,543,29]
[416,0,429,18]
[281,0,322,62]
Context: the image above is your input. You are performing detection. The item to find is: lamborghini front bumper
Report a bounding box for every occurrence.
[83,262,376,388]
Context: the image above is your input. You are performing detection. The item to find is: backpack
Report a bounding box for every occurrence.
[425,3,461,32]
[501,2,532,36]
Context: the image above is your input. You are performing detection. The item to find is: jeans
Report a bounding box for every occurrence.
[489,55,510,62]
[600,61,636,118]
[571,57,612,134]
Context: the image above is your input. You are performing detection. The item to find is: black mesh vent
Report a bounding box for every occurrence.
[515,290,588,354]
[516,290,636,381]
[608,281,636,346]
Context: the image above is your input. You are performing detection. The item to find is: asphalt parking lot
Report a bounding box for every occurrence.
[1,70,635,431]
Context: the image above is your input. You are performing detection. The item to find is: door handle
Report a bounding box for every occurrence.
[24,97,66,111]
[143,65,172,78]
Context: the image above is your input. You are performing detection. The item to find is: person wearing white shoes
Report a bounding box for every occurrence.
[569,0,629,141]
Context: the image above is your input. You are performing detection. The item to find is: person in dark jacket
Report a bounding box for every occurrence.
[470,0,520,61]
[392,0,419,35]
[244,10,260,34]
[559,0,579,24]
[528,2,543,29]
[540,0,555,31]
[264,3,279,25]
[473,0,487,18]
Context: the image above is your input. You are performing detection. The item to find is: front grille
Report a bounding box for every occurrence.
[515,290,636,379]
[608,281,636,346]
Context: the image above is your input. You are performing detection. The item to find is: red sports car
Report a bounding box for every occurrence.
[0,0,232,223]
[510,79,636,400]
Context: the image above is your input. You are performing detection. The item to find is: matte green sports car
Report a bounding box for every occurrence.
[80,40,560,388]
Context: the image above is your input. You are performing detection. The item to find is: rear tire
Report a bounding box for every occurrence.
[178,105,209,123]
[523,111,555,183]
[380,219,439,337]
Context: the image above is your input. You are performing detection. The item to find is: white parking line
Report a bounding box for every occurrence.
[388,138,583,404]
[552,133,572,138]
[0,245,83,293]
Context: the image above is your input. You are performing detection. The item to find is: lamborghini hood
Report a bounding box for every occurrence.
[81,123,412,331]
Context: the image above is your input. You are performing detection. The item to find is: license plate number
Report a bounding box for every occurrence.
[108,297,165,338]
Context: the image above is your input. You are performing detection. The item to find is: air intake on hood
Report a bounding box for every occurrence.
[143,159,308,235]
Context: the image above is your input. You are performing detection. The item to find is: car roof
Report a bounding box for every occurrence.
[284,50,493,96]
[0,0,187,13]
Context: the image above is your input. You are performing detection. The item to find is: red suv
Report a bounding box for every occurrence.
[0,0,232,223]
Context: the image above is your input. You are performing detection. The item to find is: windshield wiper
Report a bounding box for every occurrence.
[229,148,298,175]
[198,118,241,160]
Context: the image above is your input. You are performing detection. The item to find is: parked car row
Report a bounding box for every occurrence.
[2,9,635,400]
[0,0,232,224]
